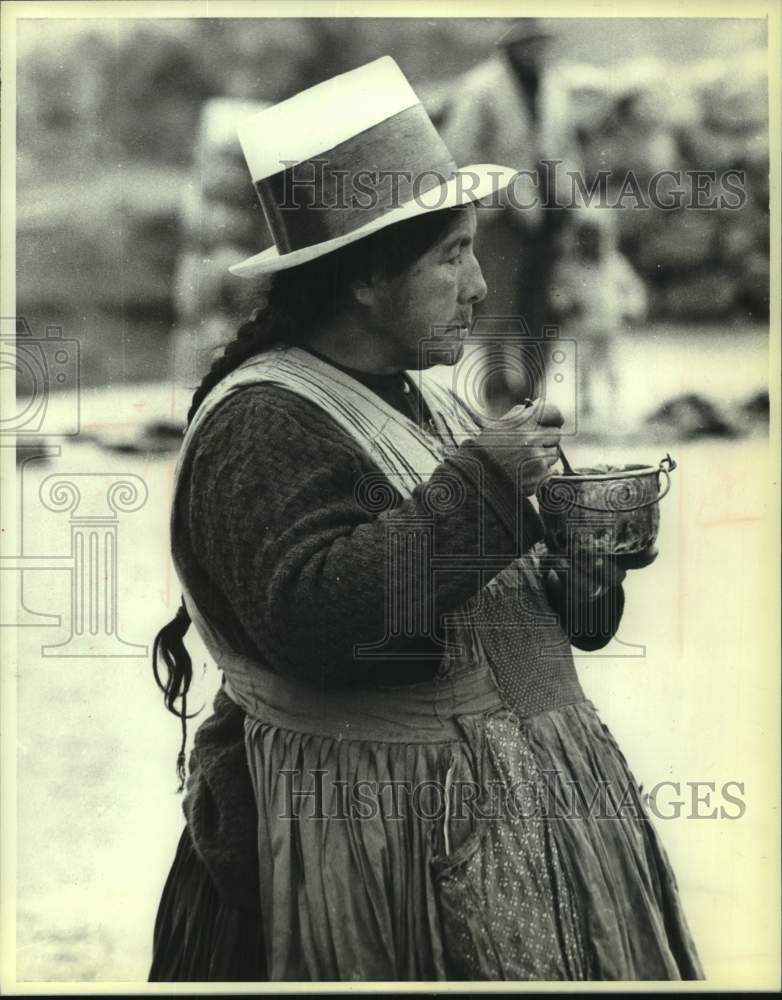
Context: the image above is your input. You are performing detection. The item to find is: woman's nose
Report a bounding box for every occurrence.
[461,252,488,305]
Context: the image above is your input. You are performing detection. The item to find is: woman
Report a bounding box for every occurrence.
[150,57,703,982]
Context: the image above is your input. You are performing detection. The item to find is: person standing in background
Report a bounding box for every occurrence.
[548,207,648,427]
[437,19,585,412]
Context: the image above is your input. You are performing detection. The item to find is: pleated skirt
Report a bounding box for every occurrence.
[148,824,266,982]
[240,698,704,982]
[149,698,704,982]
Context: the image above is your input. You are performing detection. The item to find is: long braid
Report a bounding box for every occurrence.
[153,290,291,790]
[186,299,293,426]
[152,205,467,789]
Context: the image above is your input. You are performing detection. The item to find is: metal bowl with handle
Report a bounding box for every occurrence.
[536,454,677,555]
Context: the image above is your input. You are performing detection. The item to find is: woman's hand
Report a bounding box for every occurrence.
[548,541,659,602]
[544,541,659,651]
[571,552,627,602]
[547,550,627,604]
[476,398,565,498]
[614,542,659,571]
[543,548,627,651]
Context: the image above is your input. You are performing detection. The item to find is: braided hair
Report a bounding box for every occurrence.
[153,205,468,788]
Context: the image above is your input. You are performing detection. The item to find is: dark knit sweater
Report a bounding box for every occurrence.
[172,354,623,912]
[174,388,542,688]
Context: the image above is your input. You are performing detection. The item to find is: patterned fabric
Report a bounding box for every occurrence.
[170,345,704,981]
[462,543,585,719]
[432,713,588,980]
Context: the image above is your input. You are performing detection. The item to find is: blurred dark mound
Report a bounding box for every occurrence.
[645,393,740,441]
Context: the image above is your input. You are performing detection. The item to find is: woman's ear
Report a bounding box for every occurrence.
[351,279,376,308]
[350,271,388,310]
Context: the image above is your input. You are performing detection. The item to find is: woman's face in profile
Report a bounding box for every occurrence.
[369,205,488,369]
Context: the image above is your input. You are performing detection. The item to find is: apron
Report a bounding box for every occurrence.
[171,344,704,982]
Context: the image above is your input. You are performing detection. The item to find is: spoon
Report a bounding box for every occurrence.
[521,398,577,476]
[557,444,577,476]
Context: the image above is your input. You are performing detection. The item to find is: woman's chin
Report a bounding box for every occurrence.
[439,339,466,365]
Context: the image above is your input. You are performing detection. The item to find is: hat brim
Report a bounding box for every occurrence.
[500,32,554,46]
[228,163,518,279]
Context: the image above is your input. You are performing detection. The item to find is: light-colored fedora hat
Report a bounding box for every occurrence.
[228,56,518,279]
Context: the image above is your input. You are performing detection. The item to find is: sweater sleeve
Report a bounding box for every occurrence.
[181,383,544,686]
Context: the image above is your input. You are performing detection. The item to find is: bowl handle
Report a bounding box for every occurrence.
[543,453,677,513]
[656,453,677,503]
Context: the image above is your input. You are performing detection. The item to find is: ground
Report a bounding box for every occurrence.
[6,324,778,986]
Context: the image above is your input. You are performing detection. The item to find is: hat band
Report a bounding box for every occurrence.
[255,103,458,254]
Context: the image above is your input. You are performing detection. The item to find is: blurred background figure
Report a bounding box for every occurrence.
[171,96,272,390]
[548,207,647,428]
[437,18,585,410]
[14,18,769,424]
